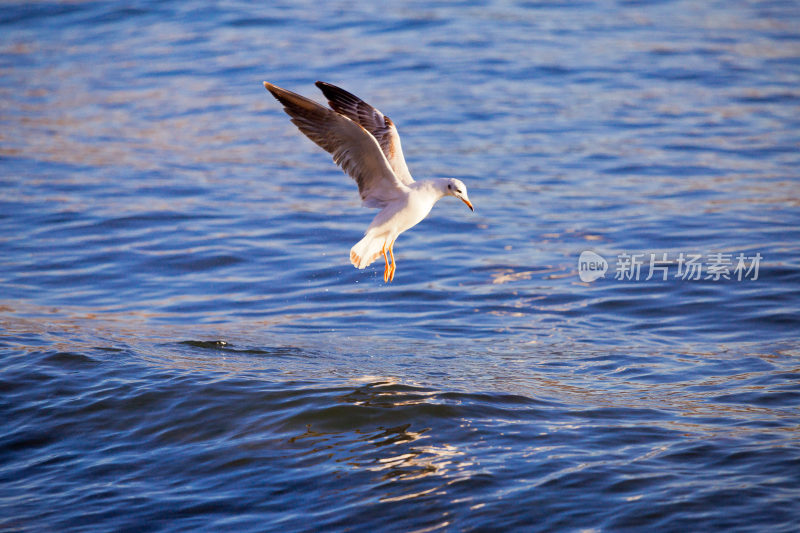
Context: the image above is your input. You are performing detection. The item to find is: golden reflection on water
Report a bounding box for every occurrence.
[0,35,272,170]
[282,382,470,503]
[490,267,564,285]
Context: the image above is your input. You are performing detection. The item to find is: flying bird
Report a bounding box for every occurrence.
[263,81,473,283]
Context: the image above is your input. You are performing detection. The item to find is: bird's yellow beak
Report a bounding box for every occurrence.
[462,198,474,212]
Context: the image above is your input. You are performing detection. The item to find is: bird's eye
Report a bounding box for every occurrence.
[447,184,452,190]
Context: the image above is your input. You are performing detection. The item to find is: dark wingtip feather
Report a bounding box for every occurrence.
[263,81,285,103]
[315,81,361,106]
[263,81,326,115]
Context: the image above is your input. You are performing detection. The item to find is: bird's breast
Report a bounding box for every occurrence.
[368,188,441,236]
[397,190,438,231]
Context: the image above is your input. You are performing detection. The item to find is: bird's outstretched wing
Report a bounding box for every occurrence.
[264,82,409,208]
[315,81,414,187]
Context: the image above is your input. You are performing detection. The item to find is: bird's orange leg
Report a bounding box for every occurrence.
[388,239,396,282]
[381,242,389,283]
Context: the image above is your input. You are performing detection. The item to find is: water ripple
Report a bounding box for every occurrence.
[2,0,800,530]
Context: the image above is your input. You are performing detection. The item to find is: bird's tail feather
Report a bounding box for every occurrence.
[350,234,385,269]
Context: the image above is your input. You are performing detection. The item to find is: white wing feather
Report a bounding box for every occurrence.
[315,81,415,187]
[264,82,409,208]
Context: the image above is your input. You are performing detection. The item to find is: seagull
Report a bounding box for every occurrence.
[263,81,473,283]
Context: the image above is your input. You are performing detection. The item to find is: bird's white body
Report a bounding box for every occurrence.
[352,180,451,269]
[264,81,473,282]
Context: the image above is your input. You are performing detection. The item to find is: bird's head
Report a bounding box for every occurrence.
[444,178,474,212]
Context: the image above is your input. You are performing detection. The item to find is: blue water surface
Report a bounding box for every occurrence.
[1,1,799,531]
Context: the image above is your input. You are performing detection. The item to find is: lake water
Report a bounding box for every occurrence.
[1,1,799,531]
